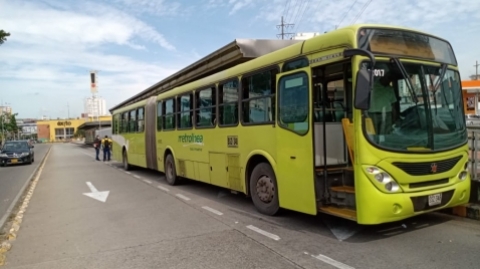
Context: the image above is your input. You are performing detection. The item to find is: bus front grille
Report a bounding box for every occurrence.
[410,190,454,212]
[409,178,449,189]
[392,156,462,176]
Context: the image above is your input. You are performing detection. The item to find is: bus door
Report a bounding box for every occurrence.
[311,62,357,219]
[275,68,317,215]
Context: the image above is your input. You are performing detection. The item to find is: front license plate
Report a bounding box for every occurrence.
[428,193,442,206]
[10,159,18,164]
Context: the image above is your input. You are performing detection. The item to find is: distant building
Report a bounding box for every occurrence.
[20,122,38,136]
[84,96,108,117]
[0,105,12,116]
[36,115,112,142]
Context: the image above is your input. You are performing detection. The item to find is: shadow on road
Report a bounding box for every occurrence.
[81,148,454,244]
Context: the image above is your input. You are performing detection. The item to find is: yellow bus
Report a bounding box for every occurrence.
[111,24,470,224]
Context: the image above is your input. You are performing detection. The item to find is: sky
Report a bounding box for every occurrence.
[1,0,480,119]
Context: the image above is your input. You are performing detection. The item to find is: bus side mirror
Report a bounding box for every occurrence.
[354,67,372,110]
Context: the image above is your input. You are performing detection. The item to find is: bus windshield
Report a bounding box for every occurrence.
[363,60,466,152]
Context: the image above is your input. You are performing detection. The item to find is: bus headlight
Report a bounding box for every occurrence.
[364,166,402,193]
[458,162,469,181]
[385,181,400,192]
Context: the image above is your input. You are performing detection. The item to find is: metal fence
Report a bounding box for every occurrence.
[469,129,480,181]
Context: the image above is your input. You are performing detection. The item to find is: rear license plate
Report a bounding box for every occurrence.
[11,159,18,164]
[428,193,442,206]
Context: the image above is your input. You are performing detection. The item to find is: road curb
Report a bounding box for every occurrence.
[441,180,480,221]
[442,203,480,221]
[0,145,52,231]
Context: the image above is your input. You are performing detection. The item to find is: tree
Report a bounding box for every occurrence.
[7,113,19,135]
[74,128,85,138]
[0,30,10,45]
[0,113,19,141]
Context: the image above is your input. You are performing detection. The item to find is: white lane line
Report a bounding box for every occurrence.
[175,194,191,201]
[157,185,170,192]
[125,171,131,175]
[246,225,280,241]
[311,254,355,269]
[142,179,152,184]
[133,175,141,179]
[201,206,223,216]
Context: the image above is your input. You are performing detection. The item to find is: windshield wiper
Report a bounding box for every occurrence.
[434,63,448,91]
[426,66,438,115]
[390,57,418,104]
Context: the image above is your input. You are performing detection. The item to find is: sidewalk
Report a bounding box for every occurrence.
[444,179,480,221]
[0,144,296,269]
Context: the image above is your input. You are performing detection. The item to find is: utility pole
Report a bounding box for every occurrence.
[474,60,480,80]
[276,16,294,40]
[90,70,101,131]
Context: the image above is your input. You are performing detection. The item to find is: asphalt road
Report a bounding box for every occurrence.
[2,143,480,269]
[0,143,50,229]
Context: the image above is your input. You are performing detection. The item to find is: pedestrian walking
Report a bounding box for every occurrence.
[93,135,101,161]
[102,135,112,162]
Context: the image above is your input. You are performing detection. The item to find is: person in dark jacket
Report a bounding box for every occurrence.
[93,135,101,161]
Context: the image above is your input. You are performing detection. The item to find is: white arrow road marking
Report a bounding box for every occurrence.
[83,182,110,203]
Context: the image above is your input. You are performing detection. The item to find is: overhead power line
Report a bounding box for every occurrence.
[276,16,295,39]
[351,0,373,24]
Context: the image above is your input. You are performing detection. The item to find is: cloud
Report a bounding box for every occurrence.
[228,0,254,15]
[110,0,182,16]
[0,1,175,51]
[0,0,183,118]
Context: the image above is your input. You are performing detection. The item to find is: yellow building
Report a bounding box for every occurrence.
[37,116,111,142]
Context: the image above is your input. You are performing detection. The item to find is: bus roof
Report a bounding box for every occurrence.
[109,39,302,113]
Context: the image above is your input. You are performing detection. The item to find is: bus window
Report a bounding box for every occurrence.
[129,110,137,132]
[282,58,309,72]
[278,72,309,135]
[122,112,128,133]
[219,80,239,126]
[113,114,120,134]
[241,69,277,124]
[196,87,216,127]
[327,80,345,122]
[156,101,162,131]
[137,107,145,132]
[163,98,175,130]
[178,94,193,129]
[313,80,345,123]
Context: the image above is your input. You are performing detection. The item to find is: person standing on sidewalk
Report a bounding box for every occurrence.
[102,135,112,162]
[93,135,101,161]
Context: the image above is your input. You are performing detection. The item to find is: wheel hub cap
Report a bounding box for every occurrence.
[256,176,274,203]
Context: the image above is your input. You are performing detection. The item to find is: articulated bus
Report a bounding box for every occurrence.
[111,24,470,224]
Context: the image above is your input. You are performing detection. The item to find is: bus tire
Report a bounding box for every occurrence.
[249,163,280,216]
[165,154,179,186]
[123,151,131,171]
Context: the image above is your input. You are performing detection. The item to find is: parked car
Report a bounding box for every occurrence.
[0,140,35,167]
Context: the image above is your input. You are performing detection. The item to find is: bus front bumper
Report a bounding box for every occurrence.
[356,177,471,225]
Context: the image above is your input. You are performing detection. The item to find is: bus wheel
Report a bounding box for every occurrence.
[165,154,179,185]
[123,151,131,171]
[249,163,279,216]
